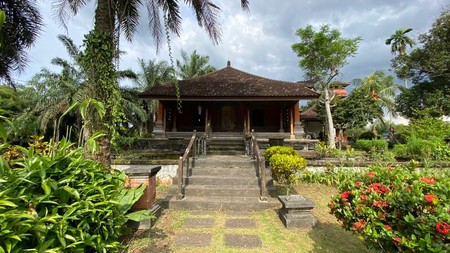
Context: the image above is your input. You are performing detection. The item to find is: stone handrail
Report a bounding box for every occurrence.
[246,129,267,201]
[177,130,206,199]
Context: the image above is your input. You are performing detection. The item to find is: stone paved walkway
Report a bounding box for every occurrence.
[172,210,263,249]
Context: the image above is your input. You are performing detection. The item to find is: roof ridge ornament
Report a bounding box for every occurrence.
[227,60,231,67]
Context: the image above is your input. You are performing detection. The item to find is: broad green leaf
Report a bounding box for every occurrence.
[126,210,155,222]
[63,186,80,200]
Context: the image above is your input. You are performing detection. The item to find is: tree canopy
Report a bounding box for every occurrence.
[292,24,361,147]
[393,9,450,118]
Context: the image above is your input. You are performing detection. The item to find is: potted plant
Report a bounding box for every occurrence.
[267,148,317,229]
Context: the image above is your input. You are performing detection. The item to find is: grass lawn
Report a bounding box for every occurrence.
[124,183,378,252]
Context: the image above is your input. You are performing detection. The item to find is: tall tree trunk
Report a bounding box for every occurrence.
[83,0,119,168]
[324,88,336,148]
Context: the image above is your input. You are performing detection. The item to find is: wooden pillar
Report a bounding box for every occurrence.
[154,101,165,134]
[172,112,177,132]
[247,107,251,133]
[290,107,294,138]
[205,106,209,133]
[293,101,305,139]
[279,106,284,132]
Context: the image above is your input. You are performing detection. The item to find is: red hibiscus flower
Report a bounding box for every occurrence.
[420,177,435,185]
[393,235,402,245]
[425,194,439,204]
[385,224,392,230]
[368,172,376,177]
[360,195,367,201]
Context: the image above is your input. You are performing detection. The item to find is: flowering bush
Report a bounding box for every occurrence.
[329,165,450,252]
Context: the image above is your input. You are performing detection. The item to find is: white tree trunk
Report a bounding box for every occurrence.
[324,88,336,148]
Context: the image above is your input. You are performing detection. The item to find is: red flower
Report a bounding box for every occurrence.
[360,195,367,201]
[425,194,439,204]
[368,172,376,177]
[355,181,363,187]
[420,177,435,185]
[436,222,449,235]
[373,200,388,208]
[368,183,390,194]
[341,191,351,200]
[352,219,365,230]
[386,166,393,170]
[385,224,392,230]
[393,235,402,245]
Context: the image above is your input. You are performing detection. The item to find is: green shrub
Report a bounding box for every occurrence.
[302,168,367,186]
[394,138,450,161]
[0,139,150,252]
[264,146,297,160]
[329,165,450,252]
[358,131,376,140]
[393,144,408,159]
[315,142,335,158]
[405,138,433,160]
[269,153,307,195]
[355,139,388,153]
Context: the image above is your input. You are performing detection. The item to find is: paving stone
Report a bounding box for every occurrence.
[225,218,257,229]
[183,218,215,228]
[190,210,216,216]
[225,234,262,248]
[226,211,251,217]
[173,233,212,247]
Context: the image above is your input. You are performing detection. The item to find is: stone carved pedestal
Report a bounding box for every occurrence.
[125,165,162,229]
[278,195,317,229]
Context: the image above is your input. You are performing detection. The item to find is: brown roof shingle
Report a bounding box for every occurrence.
[140,65,319,101]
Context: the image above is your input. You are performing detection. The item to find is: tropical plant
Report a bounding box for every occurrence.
[329,165,450,252]
[53,0,250,166]
[176,50,216,79]
[352,70,399,121]
[0,134,152,252]
[264,145,297,160]
[0,0,42,89]
[385,28,415,56]
[292,24,361,148]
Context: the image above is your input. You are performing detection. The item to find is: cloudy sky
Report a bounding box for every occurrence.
[14,0,448,87]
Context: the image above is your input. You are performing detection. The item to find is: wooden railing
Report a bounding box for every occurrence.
[177,130,207,199]
[246,130,268,201]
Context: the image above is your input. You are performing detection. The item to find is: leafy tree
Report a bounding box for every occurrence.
[0,0,42,89]
[292,24,361,148]
[353,70,399,121]
[393,9,450,118]
[54,0,250,167]
[176,50,216,79]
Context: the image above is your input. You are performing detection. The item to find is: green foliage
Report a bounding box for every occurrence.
[358,131,376,140]
[269,154,307,195]
[405,117,450,141]
[315,142,335,158]
[264,146,297,160]
[394,138,450,161]
[0,137,151,252]
[393,10,450,118]
[355,139,388,153]
[329,165,450,252]
[176,50,216,79]
[302,167,367,186]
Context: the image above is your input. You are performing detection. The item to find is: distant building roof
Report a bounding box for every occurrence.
[300,104,320,121]
[140,62,320,101]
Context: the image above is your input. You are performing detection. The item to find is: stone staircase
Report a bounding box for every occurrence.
[167,154,280,211]
[207,137,246,155]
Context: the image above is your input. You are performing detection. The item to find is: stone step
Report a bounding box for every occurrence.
[194,156,254,168]
[184,185,260,197]
[207,150,246,156]
[189,167,257,177]
[167,196,281,211]
[186,175,259,186]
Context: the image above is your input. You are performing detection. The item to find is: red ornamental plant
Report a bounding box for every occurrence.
[329,165,450,252]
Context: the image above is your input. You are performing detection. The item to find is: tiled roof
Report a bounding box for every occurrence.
[140,65,319,100]
[300,105,320,121]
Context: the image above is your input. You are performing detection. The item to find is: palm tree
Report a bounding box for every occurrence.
[0,0,42,90]
[353,70,400,124]
[385,28,415,87]
[134,58,174,135]
[176,50,216,79]
[53,0,250,166]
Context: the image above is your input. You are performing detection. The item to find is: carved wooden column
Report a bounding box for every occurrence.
[279,106,284,132]
[154,101,165,134]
